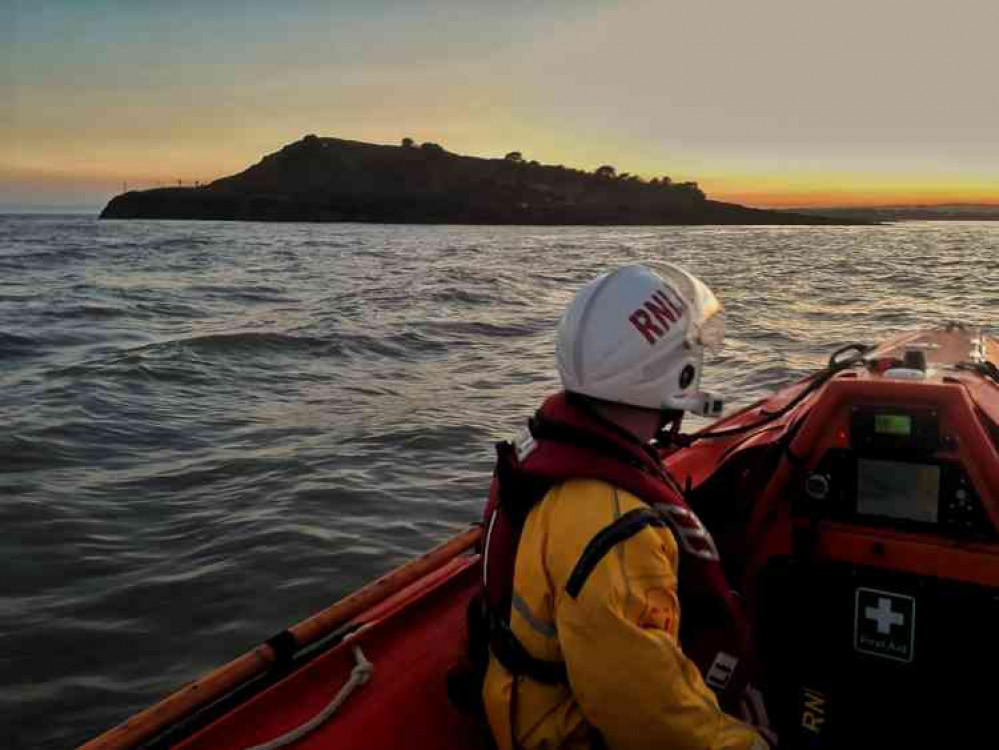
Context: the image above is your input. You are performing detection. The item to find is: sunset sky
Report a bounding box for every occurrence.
[3,0,997,210]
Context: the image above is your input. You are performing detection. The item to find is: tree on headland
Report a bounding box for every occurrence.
[676,181,705,199]
[595,165,616,178]
[401,137,415,148]
[504,151,524,163]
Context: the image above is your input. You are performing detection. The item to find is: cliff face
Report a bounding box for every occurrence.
[100,136,839,225]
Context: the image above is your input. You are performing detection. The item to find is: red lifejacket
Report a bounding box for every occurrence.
[481,391,755,712]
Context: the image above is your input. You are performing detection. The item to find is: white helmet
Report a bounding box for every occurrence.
[555,263,725,416]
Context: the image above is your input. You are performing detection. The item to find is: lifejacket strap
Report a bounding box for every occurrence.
[487,606,569,685]
[565,507,668,599]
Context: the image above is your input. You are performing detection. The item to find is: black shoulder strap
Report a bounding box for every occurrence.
[565,507,669,599]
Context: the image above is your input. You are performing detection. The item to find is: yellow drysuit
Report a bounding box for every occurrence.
[482,478,767,750]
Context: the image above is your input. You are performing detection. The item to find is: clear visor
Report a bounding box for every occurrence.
[655,263,726,353]
[698,309,726,353]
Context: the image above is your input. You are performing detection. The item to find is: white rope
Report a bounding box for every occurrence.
[245,642,375,750]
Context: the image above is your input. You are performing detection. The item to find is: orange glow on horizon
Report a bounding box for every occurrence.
[711,188,999,209]
[700,172,999,209]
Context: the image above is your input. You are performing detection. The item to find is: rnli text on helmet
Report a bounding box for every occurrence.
[628,289,688,345]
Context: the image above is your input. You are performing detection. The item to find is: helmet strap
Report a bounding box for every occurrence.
[653,409,685,448]
[566,391,658,447]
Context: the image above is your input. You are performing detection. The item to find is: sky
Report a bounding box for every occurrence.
[3,0,998,210]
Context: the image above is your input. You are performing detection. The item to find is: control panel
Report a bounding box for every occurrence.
[795,404,995,540]
[799,451,993,539]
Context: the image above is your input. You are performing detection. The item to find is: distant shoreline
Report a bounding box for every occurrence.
[0,207,101,215]
[791,205,999,222]
[8,208,999,223]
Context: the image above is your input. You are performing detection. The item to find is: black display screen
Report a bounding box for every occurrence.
[857,459,940,523]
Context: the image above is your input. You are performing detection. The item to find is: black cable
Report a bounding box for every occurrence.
[957,360,999,385]
[827,342,873,370]
[681,343,872,444]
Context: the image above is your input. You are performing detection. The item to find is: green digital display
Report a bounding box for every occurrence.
[875,414,912,436]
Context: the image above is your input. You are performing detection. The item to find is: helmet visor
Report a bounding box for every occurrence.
[654,263,725,353]
[697,308,725,353]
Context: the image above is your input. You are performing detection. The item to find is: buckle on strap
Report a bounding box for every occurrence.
[513,427,537,463]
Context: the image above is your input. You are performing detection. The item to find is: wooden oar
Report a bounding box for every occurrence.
[79,526,482,750]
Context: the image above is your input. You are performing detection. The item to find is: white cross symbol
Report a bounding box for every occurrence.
[866,597,904,634]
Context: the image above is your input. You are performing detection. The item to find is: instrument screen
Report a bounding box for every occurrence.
[856,459,940,523]
[874,413,912,436]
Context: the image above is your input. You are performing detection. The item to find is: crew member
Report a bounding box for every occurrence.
[480,264,769,750]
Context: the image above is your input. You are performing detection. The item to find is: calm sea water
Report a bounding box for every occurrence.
[1,215,996,748]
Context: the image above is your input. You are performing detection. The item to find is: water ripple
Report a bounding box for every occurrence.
[0,215,996,748]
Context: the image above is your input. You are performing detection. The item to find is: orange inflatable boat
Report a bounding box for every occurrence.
[83,325,999,750]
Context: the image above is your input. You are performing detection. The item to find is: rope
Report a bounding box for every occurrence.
[245,641,375,750]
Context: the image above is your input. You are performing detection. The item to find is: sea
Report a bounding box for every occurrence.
[1,215,996,749]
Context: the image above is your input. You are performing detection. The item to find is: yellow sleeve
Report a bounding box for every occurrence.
[550,486,767,750]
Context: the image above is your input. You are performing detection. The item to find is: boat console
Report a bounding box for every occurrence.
[749,370,999,748]
[771,369,999,539]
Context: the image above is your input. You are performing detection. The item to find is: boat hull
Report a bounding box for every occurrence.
[84,326,999,750]
[177,556,485,750]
